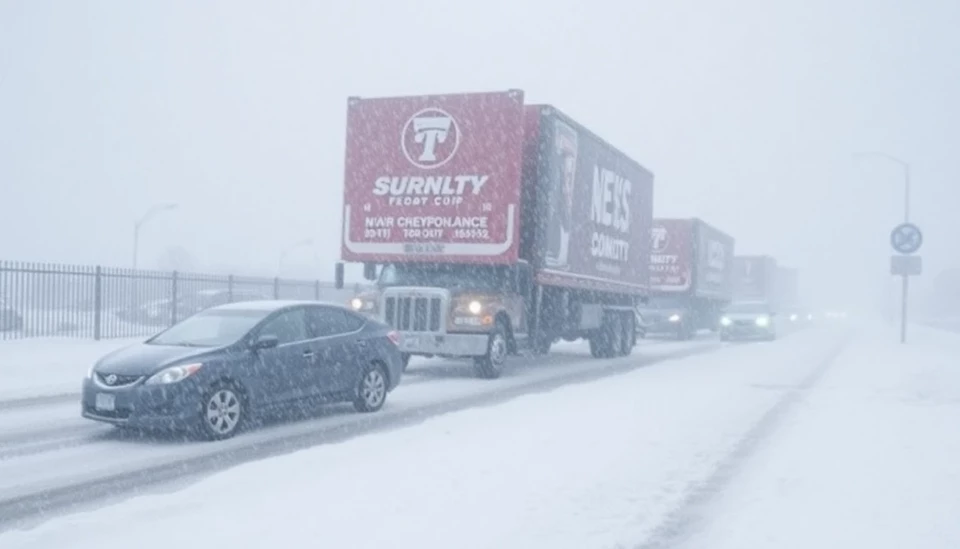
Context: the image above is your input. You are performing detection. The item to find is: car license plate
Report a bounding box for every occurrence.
[95,393,116,412]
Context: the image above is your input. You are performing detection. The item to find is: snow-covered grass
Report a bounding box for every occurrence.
[0,326,850,549]
[675,323,960,549]
[0,337,144,402]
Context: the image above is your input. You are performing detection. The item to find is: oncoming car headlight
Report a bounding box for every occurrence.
[755,316,771,327]
[145,363,203,385]
[720,317,732,327]
[468,300,483,315]
[668,314,681,323]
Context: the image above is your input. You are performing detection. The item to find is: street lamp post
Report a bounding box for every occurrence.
[277,238,316,277]
[854,151,912,343]
[133,203,178,269]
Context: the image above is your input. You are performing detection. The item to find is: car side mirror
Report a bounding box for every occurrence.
[252,334,279,350]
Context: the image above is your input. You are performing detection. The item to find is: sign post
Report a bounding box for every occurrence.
[890,222,923,344]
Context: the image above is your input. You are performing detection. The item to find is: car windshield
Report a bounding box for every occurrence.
[378,263,510,291]
[146,309,271,347]
[725,302,771,315]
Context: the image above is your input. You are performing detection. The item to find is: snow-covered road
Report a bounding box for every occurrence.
[0,334,729,531]
[672,324,960,549]
[0,322,852,547]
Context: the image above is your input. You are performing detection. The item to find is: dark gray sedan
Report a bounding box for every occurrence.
[82,300,404,440]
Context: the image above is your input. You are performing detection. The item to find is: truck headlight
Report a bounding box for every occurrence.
[668,314,681,323]
[720,317,732,326]
[790,314,798,322]
[468,300,483,315]
[755,316,770,327]
[350,297,375,312]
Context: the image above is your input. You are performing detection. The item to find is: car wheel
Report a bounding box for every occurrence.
[474,322,508,379]
[199,383,245,441]
[354,362,389,413]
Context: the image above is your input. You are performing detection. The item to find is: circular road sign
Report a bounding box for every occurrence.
[890,222,923,254]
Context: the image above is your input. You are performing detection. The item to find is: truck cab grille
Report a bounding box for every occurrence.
[381,289,447,333]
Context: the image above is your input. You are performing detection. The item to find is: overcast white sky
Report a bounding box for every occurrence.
[1,0,957,312]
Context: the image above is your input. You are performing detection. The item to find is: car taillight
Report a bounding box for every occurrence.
[386,330,400,346]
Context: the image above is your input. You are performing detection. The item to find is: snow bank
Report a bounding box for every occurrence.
[0,338,142,401]
[676,323,960,549]
[1,327,847,549]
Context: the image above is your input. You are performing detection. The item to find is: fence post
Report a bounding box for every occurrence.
[314,280,321,301]
[171,271,179,326]
[273,277,280,299]
[227,274,234,302]
[93,266,102,341]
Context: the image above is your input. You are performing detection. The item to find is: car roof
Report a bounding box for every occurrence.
[210,300,348,313]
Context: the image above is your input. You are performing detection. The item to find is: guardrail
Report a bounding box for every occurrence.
[0,260,367,341]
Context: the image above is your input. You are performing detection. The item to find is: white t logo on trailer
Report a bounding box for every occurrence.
[401,108,461,169]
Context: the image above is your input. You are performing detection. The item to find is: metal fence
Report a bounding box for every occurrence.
[0,260,367,341]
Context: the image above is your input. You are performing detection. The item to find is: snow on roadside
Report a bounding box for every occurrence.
[675,323,960,549]
[0,338,144,402]
[1,327,847,549]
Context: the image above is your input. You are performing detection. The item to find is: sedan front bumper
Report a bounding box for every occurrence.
[81,377,203,430]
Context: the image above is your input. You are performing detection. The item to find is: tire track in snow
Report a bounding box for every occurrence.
[633,330,853,549]
[0,342,723,533]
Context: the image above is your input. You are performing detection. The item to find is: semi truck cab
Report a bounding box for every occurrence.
[348,261,535,377]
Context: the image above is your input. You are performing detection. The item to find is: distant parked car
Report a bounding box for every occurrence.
[119,289,269,327]
[178,289,269,319]
[82,300,404,440]
[0,300,23,332]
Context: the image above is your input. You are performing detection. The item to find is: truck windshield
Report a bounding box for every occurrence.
[378,263,510,291]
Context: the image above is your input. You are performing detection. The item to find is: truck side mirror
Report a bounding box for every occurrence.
[363,262,377,281]
[334,262,345,290]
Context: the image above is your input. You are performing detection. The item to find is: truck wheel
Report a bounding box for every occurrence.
[619,313,634,356]
[474,323,508,379]
[532,334,553,356]
[590,313,619,359]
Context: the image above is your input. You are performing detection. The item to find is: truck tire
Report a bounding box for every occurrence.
[532,333,553,356]
[474,322,509,379]
[590,313,619,359]
[619,313,635,356]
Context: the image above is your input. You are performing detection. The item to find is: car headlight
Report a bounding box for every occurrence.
[790,314,798,322]
[350,297,363,310]
[144,363,203,385]
[720,317,732,326]
[755,316,770,327]
[468,300,483,315]
[668,314,681,323]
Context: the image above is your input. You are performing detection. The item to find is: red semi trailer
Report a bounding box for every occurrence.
[638,218,735,339]
[335,89,654,378]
